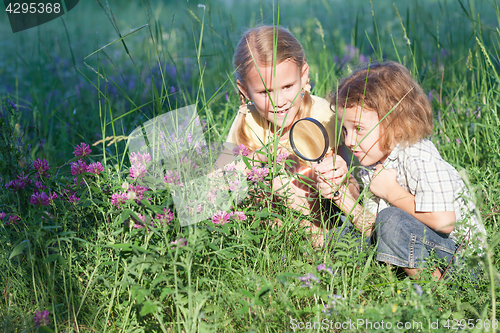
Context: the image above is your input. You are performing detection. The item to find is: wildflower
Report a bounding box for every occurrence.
[156,207,174,226]
[171,237,187,247]
[6,215,20,226]
[129,152,151,166]
[316,264,326,272]
[34,309,50,327]
[456,138,461,146]
[74,142,91,158]
[87,162,104,175]
[276,152,288,163]
[35,181,47,190]
[232,144,249,157]
[212,210,230,225]
[6,172,32,191]
[414,283,423,296]
[164,170,182,186]
[33,158,49,178]
[298,273,320,288]
[30,192,50,206]
[230,211,246,221]
[67,194,79,203]
[247,166,269,182]
[198,4,205,9]
[111,191,128,207]
[127,185,147,202]
[132,213,147,229]
[71,160,88,176]
[7,99,17,111]
[129,163,147,179]
[0,212,5,221]
[392,304,397,313]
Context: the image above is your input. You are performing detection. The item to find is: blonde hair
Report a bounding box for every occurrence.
[331,61,433,151]
[233,25,312,151]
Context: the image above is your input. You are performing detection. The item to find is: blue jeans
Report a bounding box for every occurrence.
[329,207,459,269]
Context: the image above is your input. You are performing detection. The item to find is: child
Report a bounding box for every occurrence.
[219,26,353,246]
[316,61,486,278]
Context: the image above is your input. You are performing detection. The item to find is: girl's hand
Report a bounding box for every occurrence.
[369,164,398,200]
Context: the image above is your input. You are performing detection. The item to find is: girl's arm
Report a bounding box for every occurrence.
[370,165,456,234]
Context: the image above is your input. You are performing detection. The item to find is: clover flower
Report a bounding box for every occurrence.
[232,144,249,156]
[33,158,49,178]
[247,166,269,182]
[6,215,20,226]
[30,192,50,206]
[276,152,289,163]
[67,194,80,203]
[155,208,174,226]
[129,164,147,179]
[87,162,104,175]
[129,152,151,166]
[74,142,91,158]
[171,238,187,247]
[111,191,128,207]
[230,211,246,221]
[33,309,50,327]
[212,210,230,225]
[71,160,88,176]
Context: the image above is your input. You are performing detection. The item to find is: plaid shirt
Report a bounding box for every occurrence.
[359,139,486,251]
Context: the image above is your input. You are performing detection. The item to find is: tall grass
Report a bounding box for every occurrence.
[1,0,499,332]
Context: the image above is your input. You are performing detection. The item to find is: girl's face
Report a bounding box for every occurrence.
[339,105,391,166]
[238,59,309,133]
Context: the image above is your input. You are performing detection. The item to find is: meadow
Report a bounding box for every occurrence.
[1,0,500,331]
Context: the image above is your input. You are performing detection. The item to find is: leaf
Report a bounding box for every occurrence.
[140,300,159,316]
[9,240,29,259]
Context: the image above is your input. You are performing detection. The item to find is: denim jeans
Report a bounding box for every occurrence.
[328,207,459,269]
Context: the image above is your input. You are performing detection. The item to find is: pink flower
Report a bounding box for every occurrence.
[71,160,88,176]
[212,210,230,225]
[129,152,151,166]
[232,144,249,156]
[74,142,91,158]
[276,152,289,163]
[156,208,174,226]
[35,181,47,190]
[230,211,246,221]
[33,309,50,327]
[247,166,269,182]
[87,162,104,175]
[33,158,49,178]
[164,170,182,186]
[130,164,147,179]
[0,212,6,221]
[5,172,32,191]
[111,191,128,207]
[132,213,147,229]
[30,192,50,206]
[170,238,187,247]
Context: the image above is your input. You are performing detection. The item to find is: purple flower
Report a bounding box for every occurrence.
[87,162,104,175]
[6,215,20,226]
[127,185,147,201]
[276,152,288,163]
[111,191,128,207]
[164,170,183,186]
[74,142,92,158]
[317,264,326,271]
[35,181,47,190]
[230,211,246,221]
[5,172,32,191]
[247,166,269,182]
[30,192,50,206]
[7,99,17,111]
[33,158,49,178]
[156,208,174,226]
[71,160,88,176]
[129,152,151,166]
[67,194,80,203]
[0,212,5,221]
[456,138,461,146]
[33,309,50,327]
[298,273,320,288]
[232,144,249,157]
[212,210,230,225]
[414,283,423,296]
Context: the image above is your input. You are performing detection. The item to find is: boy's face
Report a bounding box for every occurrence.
[338,105,391,166]
[237,59,309,132]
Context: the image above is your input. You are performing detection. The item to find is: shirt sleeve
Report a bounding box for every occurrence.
[407,157,457,212]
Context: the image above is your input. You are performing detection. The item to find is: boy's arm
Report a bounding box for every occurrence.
[370,165,456,234]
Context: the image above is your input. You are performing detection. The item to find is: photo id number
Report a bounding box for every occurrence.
[6,2,61,14]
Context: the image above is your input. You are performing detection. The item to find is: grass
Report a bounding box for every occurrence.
[1,0,500,332]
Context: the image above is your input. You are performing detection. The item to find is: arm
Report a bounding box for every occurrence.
[370,165,456,234]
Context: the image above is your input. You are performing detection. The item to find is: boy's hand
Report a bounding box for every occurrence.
[370,164,398,200]
[311,154,348,197]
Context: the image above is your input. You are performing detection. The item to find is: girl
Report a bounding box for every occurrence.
[219,26,354,247]
[315,61,486,278]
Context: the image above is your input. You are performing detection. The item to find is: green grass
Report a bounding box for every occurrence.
[1,0,500,332]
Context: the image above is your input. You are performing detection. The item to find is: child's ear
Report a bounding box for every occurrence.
[236,79,249,100]
[301,63,310,86]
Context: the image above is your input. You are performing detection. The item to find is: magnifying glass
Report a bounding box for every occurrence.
[289,117,340,197]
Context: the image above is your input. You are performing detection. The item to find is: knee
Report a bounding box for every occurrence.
[374,207,409,238]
